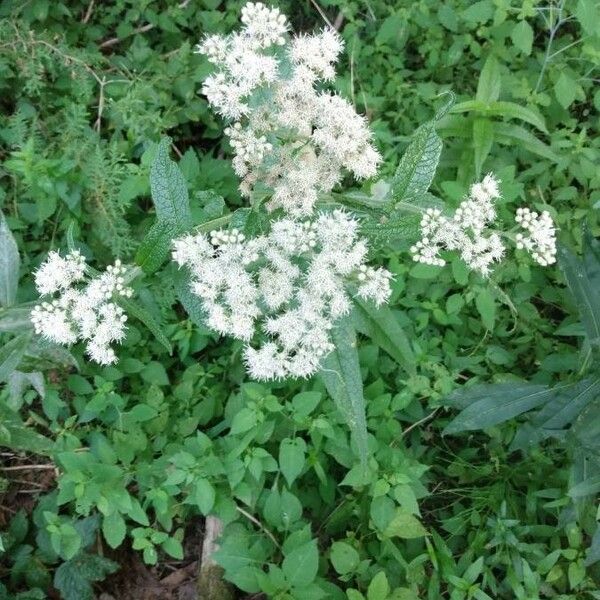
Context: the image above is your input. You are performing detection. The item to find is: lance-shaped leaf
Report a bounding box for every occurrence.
[559,236,600,347]
[0,332,32,384]
[119,297,172,354]
[0,212,20,307]
[352,301,416,376]
[443,382,564,434]
[390,121,442,208]
[135,138,193,274]
[320,316,369,465]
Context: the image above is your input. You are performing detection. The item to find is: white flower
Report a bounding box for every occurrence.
[240,2,288,48]
[411,175,506,276]
[411,174,557,276]
[515,207,557,266]
[31,253,133,365]
[34,250,86,295]
[195,2,381,217]
[173,210,391,381]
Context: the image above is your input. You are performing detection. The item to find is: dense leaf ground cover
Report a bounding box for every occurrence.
[0,0,599,598]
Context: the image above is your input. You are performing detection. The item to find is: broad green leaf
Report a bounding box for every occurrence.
[0,332,32,383]
[194,478,215,515]
[0,212,19,307]
[528,376,600,431]
[476,55,501,104]
[554,73,577,109]
[384,508,428,539]
[475,288,495,331]
[511,20,533,55]
[279,438,306,487]
[444,382,560,433]
[149,137,192,230]
[569,475,600,498]
[559,239,600,346]
[135,220,175,274]
[54,554,118,600]
[320,317,368,465]
[330,541,360,575]
[282,539,318,587]
[473,118,494,178]
[368,572,390,600]
[352,301,416,376]
[162,537,184,559]
[390,121,442,206]
[119,297,172,354]
[576,0,600,36]
[102,512,126,549]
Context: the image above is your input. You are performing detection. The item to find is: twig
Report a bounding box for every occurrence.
[308,0,333,28]
[333,11,345,30]
[1,464,56,471]
[100,23,154,49]
[99,0,190,48]
[236,505,281,549]
[397,408,439,441]
[82,0,95,24]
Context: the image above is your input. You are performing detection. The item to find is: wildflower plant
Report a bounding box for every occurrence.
[28,2,558,463]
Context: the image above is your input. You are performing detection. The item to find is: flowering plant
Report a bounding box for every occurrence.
[29,2,557,462]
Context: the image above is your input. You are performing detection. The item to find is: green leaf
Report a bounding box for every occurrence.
[383,508,428,539]
[102,512,126,549]
[0,212,20,307]
[320,317,368,465]
[528,376,600,431]
[475,288,495,330]
[54,554,118,600]
[569,475,600,498]
[0,306,33,333]
[150,137,192,230]
[554,73,576,109]
[390,120,442,207]
[476,55,501,104]
[368,572,390,600]
[473,118,494,178]
[137,137,193,273]
[194,478,215,515]
[576,0,600,36]
[559,238,600,347]
[135,220,175,274]
[282,539,319,587]
[452,100,547,132]
[330,541,360,575]
[119,297,172,354]
[511,20,533,55]
[162,537,184,559]
[0,332,32,383]
[352,301,416,376]
[494,123,559,162]
[444,382,560,433]
[279,438,306,487]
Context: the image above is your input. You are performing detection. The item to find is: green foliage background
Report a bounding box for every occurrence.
[0,0,599,598]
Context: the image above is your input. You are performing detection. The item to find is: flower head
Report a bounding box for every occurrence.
[173,210,391,380]
[31,253,133,365]
[195,2,380,217]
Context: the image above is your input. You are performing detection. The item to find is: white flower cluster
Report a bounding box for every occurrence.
[515,207,557,266]
[173,210,391,380]
[196,2,381,217]
[411,174,558,276]
[411,174,505,277]
[30,252,133,365]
